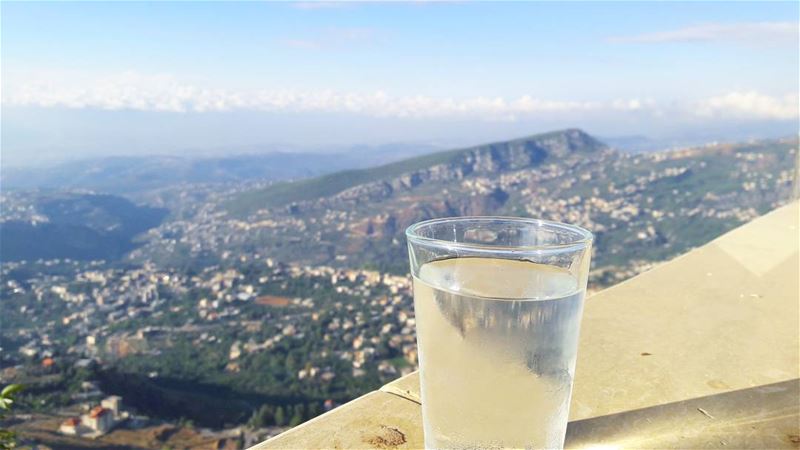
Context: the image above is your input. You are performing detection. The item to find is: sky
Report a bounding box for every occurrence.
[2,1,798,167]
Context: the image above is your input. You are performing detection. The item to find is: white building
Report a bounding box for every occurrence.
[82,406,114,434]
[101,396,122,419]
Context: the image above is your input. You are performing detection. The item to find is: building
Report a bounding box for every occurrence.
[82,406,114,434]
[59,417,80,435]
[101,395,122,419]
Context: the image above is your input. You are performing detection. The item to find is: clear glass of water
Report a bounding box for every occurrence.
[406,217,593,450]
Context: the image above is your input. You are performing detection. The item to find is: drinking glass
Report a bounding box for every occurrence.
[406,217,593,450]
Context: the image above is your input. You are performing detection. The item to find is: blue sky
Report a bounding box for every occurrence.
[2,1,798,166]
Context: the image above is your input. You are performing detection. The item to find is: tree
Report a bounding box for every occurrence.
[1,384,23,450]
[178,417,194,429]
[248,404,275,428]
[285,354,297,372]
[288,404,304,427]
[307,402,321,419]
[247,409,260,428]
[274,406,286,426]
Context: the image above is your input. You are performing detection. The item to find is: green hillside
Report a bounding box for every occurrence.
[227,129,604,215]
[0,194,167,262]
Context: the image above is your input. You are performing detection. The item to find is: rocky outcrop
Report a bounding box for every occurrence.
[327,129,602,206]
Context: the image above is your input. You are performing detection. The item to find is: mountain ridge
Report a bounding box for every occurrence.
[194,134,797,277]
[228,128,606,215]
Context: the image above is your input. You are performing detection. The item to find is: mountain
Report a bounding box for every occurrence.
[602,128,800,154]
[0,143,443,194]
[183,130,797,280]
[0,193,168,261]
[228,129,606,214]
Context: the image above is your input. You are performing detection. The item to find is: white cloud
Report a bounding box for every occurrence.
[0,72,602,119]
[610,21,799,46]
[2,71,796,122]
[694,91,799,120]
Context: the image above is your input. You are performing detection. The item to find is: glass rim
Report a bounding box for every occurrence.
[405,216,593,254]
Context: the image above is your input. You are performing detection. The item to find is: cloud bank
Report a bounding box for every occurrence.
[695,91,799,120]
[2,71,797,121]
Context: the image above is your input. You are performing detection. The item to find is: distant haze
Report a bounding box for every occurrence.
[3,107,796,168]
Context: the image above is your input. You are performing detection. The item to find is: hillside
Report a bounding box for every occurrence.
[0,193,167,261]
[159,132,799,282]
[228,129,606,214]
